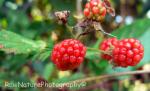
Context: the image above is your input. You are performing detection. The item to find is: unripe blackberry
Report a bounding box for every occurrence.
[83,0,107,22]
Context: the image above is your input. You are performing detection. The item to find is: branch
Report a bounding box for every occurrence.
[93,22,117,38]
[63,70,150,84]
[76,0,82,21]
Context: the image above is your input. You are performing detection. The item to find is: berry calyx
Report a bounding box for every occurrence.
[99,38,118,60]
[112,38,144,67]
[51,39,86,71]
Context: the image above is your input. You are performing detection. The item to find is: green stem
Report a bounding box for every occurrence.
[66,24,76,38]
[87,47,106,54]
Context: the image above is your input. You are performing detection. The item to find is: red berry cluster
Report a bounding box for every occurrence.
[100,38,144,67]
[51,38,144,70]
[51,39,86,71]
[83,0,107,21]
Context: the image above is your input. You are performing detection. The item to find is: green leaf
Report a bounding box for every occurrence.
[112,18,150,39]
[88,60,108,75]
[0,0,4,7]
[32,38,53,61]
[32,49,51,61]
[2,55,29,71]
[0,30,46,54]
[43,63,54,80]
[112,18,150,66]
[93,37,103,48]
[85,48,100,60]
[7,10,30,31]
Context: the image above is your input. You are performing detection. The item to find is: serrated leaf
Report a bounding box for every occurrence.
[32,38,53,61]
[32,49,51,61]
[0,30,46,54]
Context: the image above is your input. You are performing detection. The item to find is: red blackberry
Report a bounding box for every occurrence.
[112,38,144,67]
[51,39,86,71]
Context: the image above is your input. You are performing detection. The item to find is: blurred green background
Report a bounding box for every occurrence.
[0,0,150,91]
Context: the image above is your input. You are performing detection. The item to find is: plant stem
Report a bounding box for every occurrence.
[66,24,76,38]
[75,0,83,39]
[62,70,150,84]
[87,47,100,51]
[87,47,109,54]
[76,0,82,22]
